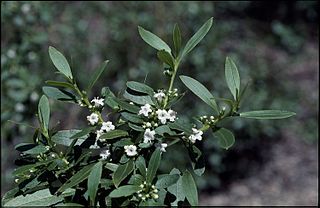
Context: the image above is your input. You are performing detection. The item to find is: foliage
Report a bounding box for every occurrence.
[1,18,295,207]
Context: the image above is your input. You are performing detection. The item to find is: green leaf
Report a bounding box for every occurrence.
[126,81,154,96]
[70,127,95,139]
[105,163,119,172]
[213,128,235,150]
[155,125,175,136]
[38,95,50,135]
[4,189,74,207]
[42,86,76,102]
[24,145,48,155]
[114,99,139,113]
[156,174,179,189]
[181,17,213,59]
[136,156,147,178]
[88,161,102,206]
[138,26,171,53]
[180,75,219,113]
[181,170,198,206]
[173,23,182,57]
[128,123,144,132]
[121,112,144,124]
[52,129,88,146]
[123,91,154,105]
[57,164,94,193]
[109,185,141,198]
[101,87,119,110]
[99,130,128,140]
[87,60,109,91]
[225,56,240,100]
[167,169,185,206]
[146,149,161,183]
[48,46,73,79]
[157,50,175,69]
[168,118,193,134]
[128,174,144,185]
[45,80,76,91]
[113,160,134,188]
[240,110,296,119]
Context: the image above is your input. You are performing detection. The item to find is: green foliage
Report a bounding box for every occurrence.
[2,14,297,207]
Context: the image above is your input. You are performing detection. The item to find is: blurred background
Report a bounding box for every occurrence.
[1,1,318,206]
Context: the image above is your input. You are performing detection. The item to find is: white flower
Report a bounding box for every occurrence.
[91,97,104,107]
[138,104,152,117]
[101,121,115,132]
[124,145,138,156]
[143,128,156,143]
[154,90,166,101]
[87,113,99,125]
[167,109,177,122]
[100,150,110,160]
[96,129,104,139]
[160,143,167,152]
[156,109,168,124]
[188,128,203,143]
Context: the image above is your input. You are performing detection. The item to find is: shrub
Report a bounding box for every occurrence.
[1,17,295,207]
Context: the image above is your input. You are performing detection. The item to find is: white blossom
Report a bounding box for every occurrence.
[188,128,203,143]
[101,121,115,132]
[91,97,104,107]
[138,104,152,117]
[160,143,167,152]
[124,145,138,156]
[143,128,156,143]
[167,109,177,122]
[100,149,110,160]
[156,109,168,124]
[154,90,166,101]
[87,113,99,125]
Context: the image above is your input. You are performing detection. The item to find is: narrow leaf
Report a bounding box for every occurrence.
[123,91,154,105]
[157,50,175,69]
[88,161,103,206]
[99,130,128,140]
[48,46,73,79]
[136,156,147,178]
[87,60,109,91]
[181,17,213,59]
[42,86,76,102]
[146,149,161,183]
[138,26,171,53]
[213,128,235,150]
[57,164,94,193]
[109,185,141,198]
[181,170,198,206]
[156,174,179,189]
[113,160,134,188]
[173,23,182,57]
[240,110,296,119]
[126,81,154,95]
[45,80,76,91]
[38,95,50,135]
[180,75,219,113]
[225,56,240,100]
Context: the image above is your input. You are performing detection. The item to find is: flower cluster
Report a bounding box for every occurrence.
[137,182,159,201]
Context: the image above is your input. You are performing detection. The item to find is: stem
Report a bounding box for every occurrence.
[164,61,179,107]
